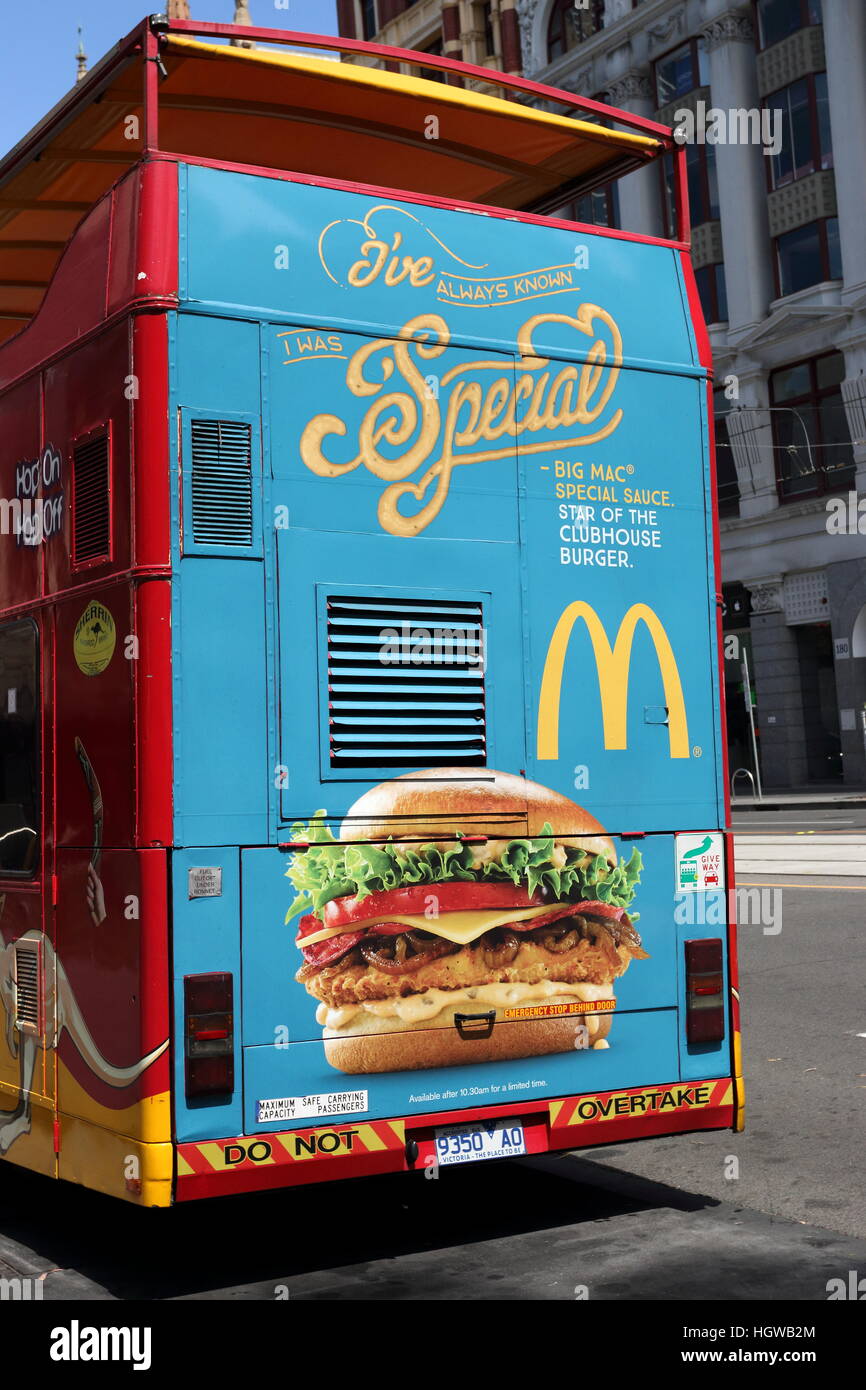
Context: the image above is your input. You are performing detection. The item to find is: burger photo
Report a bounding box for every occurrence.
[285,768,647,1074]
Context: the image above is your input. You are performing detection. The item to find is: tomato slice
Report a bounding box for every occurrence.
[322,880,541,930]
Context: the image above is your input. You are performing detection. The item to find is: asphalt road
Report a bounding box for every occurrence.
[0,877,862,1301]
[586,875,866,1241]
[1,1130,865,1302]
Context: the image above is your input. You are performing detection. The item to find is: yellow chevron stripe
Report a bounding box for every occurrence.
[354,1124,386,1152]
[198,1144,231,1170]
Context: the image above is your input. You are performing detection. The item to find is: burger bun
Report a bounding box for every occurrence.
[323,997,613,1074]
[341,767,615,866]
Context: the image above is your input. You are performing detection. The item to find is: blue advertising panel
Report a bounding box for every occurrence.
[171,165,729,1142]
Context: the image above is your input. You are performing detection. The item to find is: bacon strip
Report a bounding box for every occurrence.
[508,900,624,931]
[299,930,366,968]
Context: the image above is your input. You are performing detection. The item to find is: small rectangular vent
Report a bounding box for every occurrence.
[190,419,253,547]
[14,938,41,1035]
[327,595,487,769]
[72,434,110,563]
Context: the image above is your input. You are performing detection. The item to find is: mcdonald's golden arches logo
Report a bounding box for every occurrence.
[537,602,690,760]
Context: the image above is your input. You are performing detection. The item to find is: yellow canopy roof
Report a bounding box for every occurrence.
[157,36,660,206]
[0,23,667,346]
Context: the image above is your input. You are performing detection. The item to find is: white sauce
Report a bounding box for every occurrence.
[317,978,614,1030]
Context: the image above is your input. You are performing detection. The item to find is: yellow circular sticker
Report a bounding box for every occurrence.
[73,603,117,676]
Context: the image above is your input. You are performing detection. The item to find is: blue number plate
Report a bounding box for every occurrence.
[433,1120,526,1166]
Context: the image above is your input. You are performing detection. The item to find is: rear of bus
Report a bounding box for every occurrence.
[162,26,742,1198]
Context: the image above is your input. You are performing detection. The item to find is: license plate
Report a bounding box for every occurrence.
[433,1120,526,1166]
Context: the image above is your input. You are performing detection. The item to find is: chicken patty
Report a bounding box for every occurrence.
[302,932,638,1008]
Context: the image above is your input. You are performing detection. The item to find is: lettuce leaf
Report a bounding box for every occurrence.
[284,815,642,924]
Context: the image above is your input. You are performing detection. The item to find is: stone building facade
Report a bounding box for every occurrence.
[336,0,524,80]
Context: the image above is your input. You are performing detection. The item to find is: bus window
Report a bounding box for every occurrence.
[0,620,39,876]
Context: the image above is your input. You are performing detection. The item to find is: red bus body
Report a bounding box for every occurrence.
[0,18,741,1204]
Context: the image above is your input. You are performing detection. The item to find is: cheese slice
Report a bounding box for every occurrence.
[298,903,564,950]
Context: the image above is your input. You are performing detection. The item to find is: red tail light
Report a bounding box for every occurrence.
[685,939,725,1044]
[184,972,234,1099]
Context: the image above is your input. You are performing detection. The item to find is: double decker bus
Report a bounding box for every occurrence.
[0,14,741,1205]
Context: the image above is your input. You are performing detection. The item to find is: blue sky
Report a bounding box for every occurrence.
[4,1,339,156]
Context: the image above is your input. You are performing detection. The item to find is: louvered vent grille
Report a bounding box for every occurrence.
[72,434,110,563]
[327,595,487,769]
[190,419,253,547]
[14,939,41,1034]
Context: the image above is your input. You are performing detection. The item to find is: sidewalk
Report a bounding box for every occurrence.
[732,787,866,811]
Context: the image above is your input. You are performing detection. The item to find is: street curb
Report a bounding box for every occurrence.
[0,1229,115,1300]
[733,801,866,812]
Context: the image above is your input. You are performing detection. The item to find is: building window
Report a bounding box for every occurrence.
[551,96,620,229]
[714,392,739,518]
[770,351,854,500]
[476,1,496,57]
[656,39,717,234]
[653,37,709,107]
[756,0,822,52]
[0,620,39,877]
[418,32,446,81]
[575,186,618,228]
[689,141,719,222]
[775,217,841,296]
[696,263,728,325]
[553,184,619,229]
[766,73,832,188]
[547,0,603,62]
[661,141,719,234]
[360,0,377,41]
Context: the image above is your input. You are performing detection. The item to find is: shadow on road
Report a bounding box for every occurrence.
[0,1153,720,1300]
[5,1154,864,1300]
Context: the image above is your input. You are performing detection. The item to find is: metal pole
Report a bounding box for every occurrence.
[741,646,762,800]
